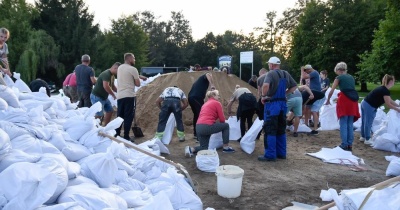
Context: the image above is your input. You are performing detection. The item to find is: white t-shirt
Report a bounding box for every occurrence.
[117,64,139,99]
[160,87,186,99]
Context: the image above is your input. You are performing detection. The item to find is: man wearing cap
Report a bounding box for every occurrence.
[63,72,78,103]
[301,64,325,135]
[259,56,297,161]
[75,54,96,108]
[154,86,188,142]
[90,62,120,126]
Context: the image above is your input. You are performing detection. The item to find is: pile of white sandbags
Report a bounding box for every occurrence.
[0,81,202,210]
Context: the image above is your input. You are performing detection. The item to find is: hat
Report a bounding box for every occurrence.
[268,56,281,64]
[304,64,313,70]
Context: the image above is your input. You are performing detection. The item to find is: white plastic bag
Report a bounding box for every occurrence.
[79,151,118,188]
[0,98,8,110]
[195,149,219,172]
[385,156,400,176]
[240,118,264,154]
[161,113,175,145]
[228,116,241,141]
[12,72,31,93]
[0,128,12,160]
[208,132,223,150]
[319,104,340,130]
[0,85,20,108]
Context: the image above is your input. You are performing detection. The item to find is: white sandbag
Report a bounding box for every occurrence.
[3,74,14,87]
[48,131,68,151]
[15,122,52,140]
[144,165,162,181]
[40,140,62,154]
[67,176,98,187]
[119,188,153,208]
[287,123,312,133]
[36,157,68,204]
[0,98,8,110]
[161,113,176,145]
[19,99,54,111]
[0,149,40,172]
[35,202,85,210]
[102,184,126,195]
[385,156,400,176]
[240,118,264,154]
[45,107,57,119]
[67,161,81,179]
[0,162,57,210]
[319,104,340,130]
[57,183,128,210]
[0,128,12,160]
[208,132,223,150]
[64,116,95,141]
[79,151,118,188]
[115,169,129,183]
[62,141,91,162]
[138,191,174,210]
[11,134,43,154]
[386,109,400,141]
[154,159,174,172]
[41,153,69,171]
[130,169,147,182]
[0,121,30,140]
[118,177,147,191]
[372,107,387,132]
[195,149,219,172]
[0,108,29,124]
[115,158,135,176]
[372,133,398,152]
[12,72,31,93]
[227,116,241,141]
[140,138,170,154]
[0,85,20,108]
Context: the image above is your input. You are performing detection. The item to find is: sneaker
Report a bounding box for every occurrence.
[347,145,353,151]
[258,155,276,161]
[310,130,319,135]
[293,132,298,137]
[222,147,235,153]
[184,146,193,157]
[178,136,185,142]
[364,139,373,145]
[359,137,366,142]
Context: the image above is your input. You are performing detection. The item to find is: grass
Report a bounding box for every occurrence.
[356,82,400,112]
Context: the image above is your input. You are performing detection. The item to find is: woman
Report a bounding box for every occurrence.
[185,89,235,157]
[325,62,360,151]
[360,74,400,144]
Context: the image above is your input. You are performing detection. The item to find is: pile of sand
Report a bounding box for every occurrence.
[135,71,258,134]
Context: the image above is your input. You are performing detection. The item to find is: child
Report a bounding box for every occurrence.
[0,28,11,85]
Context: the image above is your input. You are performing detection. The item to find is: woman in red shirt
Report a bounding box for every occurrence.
[185,90,235,157]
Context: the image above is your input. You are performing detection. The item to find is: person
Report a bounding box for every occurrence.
[248,75,258,89]
[258,56,297,161]
[286,85,313,137]
[155,86,188,142]
[0,28,12,86]
[360,74,400,145]
[75,54,96,108]
[188,71,215,139]
[90,62,120,126]
[62,72,78,103]
[301,64,324,135]
[185,90,235,157]
[320,70,330,93]
[115,53,147,141]
[227,87,257,140]
[256,68,268,139]
[325,62,360,151]
[29,78,51,97]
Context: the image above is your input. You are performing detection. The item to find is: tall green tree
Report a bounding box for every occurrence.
[358,0,399,82]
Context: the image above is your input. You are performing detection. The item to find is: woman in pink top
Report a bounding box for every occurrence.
[185,90,235,157]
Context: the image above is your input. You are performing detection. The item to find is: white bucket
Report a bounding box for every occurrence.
[215,165,244,198]
[196,150,219,172]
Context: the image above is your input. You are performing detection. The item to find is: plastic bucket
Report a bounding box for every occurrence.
[215,165,244,198]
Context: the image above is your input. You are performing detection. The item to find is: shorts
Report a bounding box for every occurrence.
[287,97,302,116]
[310,97,325,112]
[90,93,113,116]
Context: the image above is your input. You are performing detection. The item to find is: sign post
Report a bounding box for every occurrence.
[239,51,253,80]
[218,55,232,74]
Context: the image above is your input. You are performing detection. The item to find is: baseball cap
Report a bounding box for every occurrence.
[268,56,281,64]
[304,64,313,70]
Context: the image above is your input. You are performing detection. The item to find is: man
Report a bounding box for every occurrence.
[90,62,120,126]
[188,71,215,139]
[255,68,268,139]
[301,64,324,135]
[286,85,313,137]
[63,72,78,103]
[75,54,96,108]
[227,87,257,140]
[155,86,188,141]
[259,56,297,161]
[115,53,147,141]
[29,78,51,97]
[248,75,258,89]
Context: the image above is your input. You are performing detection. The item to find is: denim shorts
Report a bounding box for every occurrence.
[310,97,325,112]
[90,93,113,116]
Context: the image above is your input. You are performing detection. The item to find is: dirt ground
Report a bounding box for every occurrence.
[127,72,395,210]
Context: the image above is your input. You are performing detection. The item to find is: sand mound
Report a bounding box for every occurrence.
[135,71,258,134]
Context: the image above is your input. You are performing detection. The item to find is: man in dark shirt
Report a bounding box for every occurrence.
[75,54,96,108]
[248,75,258,89]
[188,72,215,139]
[29,78,50,97]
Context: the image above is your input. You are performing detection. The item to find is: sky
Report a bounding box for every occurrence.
[83,0,298,40]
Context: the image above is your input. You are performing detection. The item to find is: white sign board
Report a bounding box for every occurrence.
[240,51,253,63]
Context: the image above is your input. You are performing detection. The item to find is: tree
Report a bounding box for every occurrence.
[358,0,400,83]
[255,11,279,53]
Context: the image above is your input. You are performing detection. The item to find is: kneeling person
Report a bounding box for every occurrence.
[155,86,188,142]
[90,62,120,126]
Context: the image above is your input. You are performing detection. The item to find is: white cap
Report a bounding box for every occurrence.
[268,56,281,64]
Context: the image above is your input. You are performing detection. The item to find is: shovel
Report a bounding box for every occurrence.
[98,132,197,192]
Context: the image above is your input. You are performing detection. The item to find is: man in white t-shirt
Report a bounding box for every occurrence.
[155,86,188,142]
[115,53,147,141]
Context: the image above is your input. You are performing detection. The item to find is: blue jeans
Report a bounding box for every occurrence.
[90,93,113,117]
[361,100,376,140]
[339,116,354,147]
